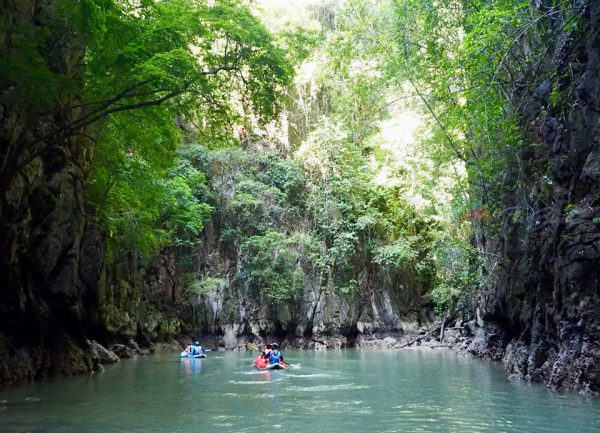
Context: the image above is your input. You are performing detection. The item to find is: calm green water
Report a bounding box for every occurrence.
[1,349,599,432]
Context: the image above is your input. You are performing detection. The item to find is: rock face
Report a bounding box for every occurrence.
[0,1,181,388]
[184,251,422,350]
[467,3,600,394]
[173,150,431,351]
[0,0,95,387]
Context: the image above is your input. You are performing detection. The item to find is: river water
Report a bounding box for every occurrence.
[1,349,599,433]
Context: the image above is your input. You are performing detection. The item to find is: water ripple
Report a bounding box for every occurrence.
[288,383,370,392]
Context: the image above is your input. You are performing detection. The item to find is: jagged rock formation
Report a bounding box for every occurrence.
[0,0,95,387]
[188,219,426,350]
[175,148,431,350]
[466,2,600,394]
[0,1,180,388]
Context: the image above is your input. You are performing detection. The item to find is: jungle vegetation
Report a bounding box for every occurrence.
[1,0,573,317]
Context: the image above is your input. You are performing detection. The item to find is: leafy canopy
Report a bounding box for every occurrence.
[77,0,294,258]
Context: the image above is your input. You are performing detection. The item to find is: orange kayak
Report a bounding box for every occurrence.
[253,355,287,370]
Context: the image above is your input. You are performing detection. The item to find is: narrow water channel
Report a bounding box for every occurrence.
[1,349,598,432]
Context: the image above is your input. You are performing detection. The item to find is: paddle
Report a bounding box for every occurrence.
[246,342,260,352]
[247,342,262,366]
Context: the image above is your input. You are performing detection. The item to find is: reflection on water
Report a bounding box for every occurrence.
[181,358,203,379]
[1,350,600,433]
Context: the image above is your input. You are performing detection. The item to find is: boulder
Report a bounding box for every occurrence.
[110,344,135,359]
[87,340,119,364]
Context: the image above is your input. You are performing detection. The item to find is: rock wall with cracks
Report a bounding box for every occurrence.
[173,149,433,351]
[464,2,600,395]
[0,1,183,388]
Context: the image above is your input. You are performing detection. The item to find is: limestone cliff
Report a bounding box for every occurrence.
[466,2,600,394]
[0,1,180,388]
[173,147,432,350]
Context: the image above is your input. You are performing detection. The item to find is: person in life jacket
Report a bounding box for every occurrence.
[261,343,272,362]
[193,341,204,355]
[185,343,192,354]
[268,343,283,364]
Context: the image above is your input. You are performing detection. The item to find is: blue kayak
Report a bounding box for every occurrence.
[180,351,206,359]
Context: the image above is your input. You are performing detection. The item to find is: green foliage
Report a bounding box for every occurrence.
[162,175,212,247]
[0,3,81,110]
[277,27,324,66]
[430,233,482,315]
[86,110,170,256]
[4,0,575,317]
[77,0,295,259]
[240,230,307,303]
[69,0,569,316]
[226,179,284,235]
[339,279,358,295]
[190,145,310,239]
[373,236,419,269]
[87,111,213,258]
[565,203,579,215]
[323,0,572,313]
[296,117,440,292]
[196,145,333,295]
[2,0,295,262]
[184,275,225,298]
[76,0,292,121]
[264,157,307,206]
